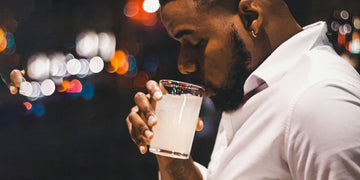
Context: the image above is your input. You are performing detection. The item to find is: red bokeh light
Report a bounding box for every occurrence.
[67,79,83,93]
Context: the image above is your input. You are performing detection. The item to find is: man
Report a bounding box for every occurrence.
[127,0,360,178]
[126,0,360,179]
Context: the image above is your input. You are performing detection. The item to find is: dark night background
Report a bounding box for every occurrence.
[0,0,359,179]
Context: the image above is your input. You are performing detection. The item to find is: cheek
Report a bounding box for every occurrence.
[202,39,234,87]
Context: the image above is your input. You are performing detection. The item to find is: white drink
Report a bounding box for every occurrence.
[150,94,203,159]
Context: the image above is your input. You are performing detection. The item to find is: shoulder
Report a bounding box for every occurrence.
[284,76,360,179]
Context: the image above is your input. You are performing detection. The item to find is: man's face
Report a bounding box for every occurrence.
[160,0,253,111]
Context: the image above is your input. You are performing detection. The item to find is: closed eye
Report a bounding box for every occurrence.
[174,30,193,39]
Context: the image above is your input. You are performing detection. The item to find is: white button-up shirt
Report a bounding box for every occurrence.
[196,21,360,180]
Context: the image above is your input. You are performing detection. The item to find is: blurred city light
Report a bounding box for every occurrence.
[124,1,139,18]
[27,54,51,81]
[126,0,158,27]
[40,79,56,96]
[78,58,90,77]
[50,53,67,78]
[66,58,81,75]
[339,24,352,35]
[0,28,7,52]
[350,39,360,54]
[23,102,33,111]
[28,103,46,117]
[3,32,16,55]
[58,80,70,92]
[81,81,95,100]
[19,81,33,97]
[331,21,340,32]
[144,56,159,71]
[133,71,149,88]
[354,16,360,30]
[76,31,99,58]
[143,0,160,13]
[66,79,83,93]
[29,81,42,101]
[338,34,346,46]
[125,66,138,78]
[89,56,104,73]
[98,32,116,61]
[340,10,350,20]
[109,50,129,75]
[127,55,137,71]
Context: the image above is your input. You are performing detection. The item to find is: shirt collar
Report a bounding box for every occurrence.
[243,21,330,95]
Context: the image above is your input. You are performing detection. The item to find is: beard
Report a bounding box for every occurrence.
[206,28,252,112]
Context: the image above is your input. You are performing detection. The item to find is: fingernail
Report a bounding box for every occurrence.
[148,115,157,126]
[145,130,153,138]
[139,146,146,154]
[154,91,162,100]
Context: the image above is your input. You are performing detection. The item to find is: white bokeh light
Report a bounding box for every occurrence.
[27,54,51,81]
[78,59,90,76]
[41,79,56,96]
[98,32,116,61]
[89,56,104,73]
[19,81,33,97]
[340,10,349,20]
[76,31,99,58]
[143,0,160,13]
[29,81,42,101]
[50,53,67,77]
[350,39,360,54]
[66,58,82,75]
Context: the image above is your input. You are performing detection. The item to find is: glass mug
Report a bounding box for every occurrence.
[149,79,204,159]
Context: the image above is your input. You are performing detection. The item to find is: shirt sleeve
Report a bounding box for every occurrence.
[285,80,360,180]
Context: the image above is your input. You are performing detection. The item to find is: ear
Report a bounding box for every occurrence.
[238,0,263,35]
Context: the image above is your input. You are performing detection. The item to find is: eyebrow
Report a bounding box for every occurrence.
[174,30,194,39]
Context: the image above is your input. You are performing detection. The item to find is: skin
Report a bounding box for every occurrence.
[1,69,25,94]
[127,0,302,179]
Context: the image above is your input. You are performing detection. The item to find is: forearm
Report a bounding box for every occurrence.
[156,155,203,180]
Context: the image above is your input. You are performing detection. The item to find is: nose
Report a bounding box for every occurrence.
[177,47,199,75]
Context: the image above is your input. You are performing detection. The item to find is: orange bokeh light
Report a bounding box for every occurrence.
[0,28,7,52]
[338,34,346,46]
[58,80,70,92]
[109,50,129,75]
[353,31,360,41]
[126,0,158,26]
[345,41,351,52]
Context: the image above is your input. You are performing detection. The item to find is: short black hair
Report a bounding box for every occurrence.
[159,0,241,8]
[159,0,175,6]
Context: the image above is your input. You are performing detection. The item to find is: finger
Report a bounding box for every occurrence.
[20,70,26,76]
[130,125,150,154]
[128,108,154,140]
[196,117,204,131]
[10,69,24,87]
[146,80,164,101]
[9,85,18,94]
[134,92,157,127]
[138,143,148,154]
[127,111,153,154]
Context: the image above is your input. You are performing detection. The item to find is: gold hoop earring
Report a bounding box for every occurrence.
[251,30,258,38]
